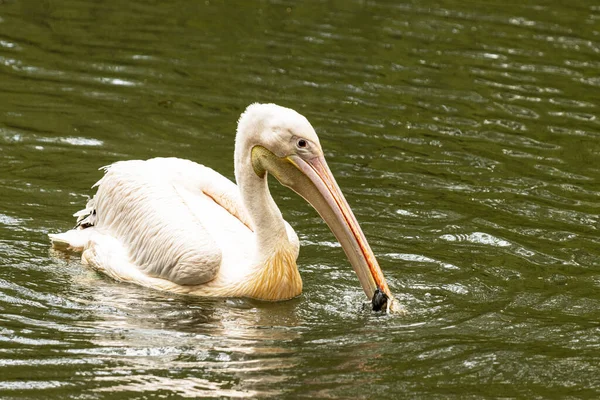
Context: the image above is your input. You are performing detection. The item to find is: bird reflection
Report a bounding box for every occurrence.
[48,254,304,397]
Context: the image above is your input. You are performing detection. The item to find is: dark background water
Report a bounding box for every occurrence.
[1,0,599,398]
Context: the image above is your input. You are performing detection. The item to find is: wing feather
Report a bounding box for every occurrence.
[83,157,251,286]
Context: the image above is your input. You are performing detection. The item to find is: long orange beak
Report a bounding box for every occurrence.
[251,146,396,312]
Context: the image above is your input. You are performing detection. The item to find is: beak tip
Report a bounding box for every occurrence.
[371,287,404,314]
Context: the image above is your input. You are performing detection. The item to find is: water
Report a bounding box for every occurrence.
[1,0,599,398]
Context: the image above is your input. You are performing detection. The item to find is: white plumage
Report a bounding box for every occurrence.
[50,103,395,309]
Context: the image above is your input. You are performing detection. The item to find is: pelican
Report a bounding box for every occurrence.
[50,103,396,312]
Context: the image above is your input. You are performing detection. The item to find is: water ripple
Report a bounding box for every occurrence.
[1,0,600,398]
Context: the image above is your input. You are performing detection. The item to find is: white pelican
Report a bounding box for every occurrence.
[50,103,396,312]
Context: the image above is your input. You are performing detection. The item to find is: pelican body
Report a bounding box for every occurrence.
[50,104,396,311]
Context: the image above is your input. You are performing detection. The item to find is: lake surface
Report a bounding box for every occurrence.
[1,0,599,398]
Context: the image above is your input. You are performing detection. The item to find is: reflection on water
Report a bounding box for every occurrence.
[1,0,600,398]
[15,253,305,398]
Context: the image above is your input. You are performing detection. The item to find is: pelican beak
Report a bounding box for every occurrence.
[252,146,397,312]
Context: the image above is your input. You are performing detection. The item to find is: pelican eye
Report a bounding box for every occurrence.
[297,139,308,148]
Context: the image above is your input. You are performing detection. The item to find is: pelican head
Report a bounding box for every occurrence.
[236,103,396,312]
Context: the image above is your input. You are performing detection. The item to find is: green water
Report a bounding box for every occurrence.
[1,0,599,398]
